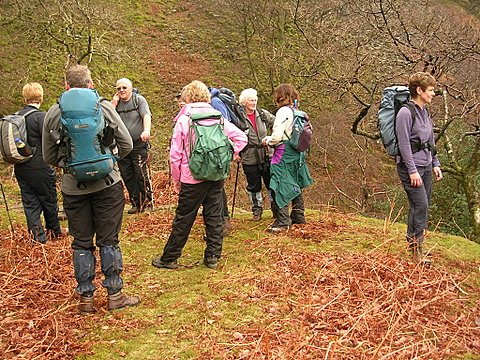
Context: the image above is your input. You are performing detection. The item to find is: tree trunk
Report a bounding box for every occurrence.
[461,174,480,244]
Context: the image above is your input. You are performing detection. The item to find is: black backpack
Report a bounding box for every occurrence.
[215,88,249,131]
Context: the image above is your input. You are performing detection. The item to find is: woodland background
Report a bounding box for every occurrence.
[3,0,480,241]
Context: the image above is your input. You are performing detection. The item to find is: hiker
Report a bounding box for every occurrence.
[174,91,187,123]
[209,87,234,235]
[152,80,247,270]
[43,64,140,313]
[13,82,66,244]
[395,72,442,264]
[111,78,153,214]
[262,83,313,233]
[238,88,275,221]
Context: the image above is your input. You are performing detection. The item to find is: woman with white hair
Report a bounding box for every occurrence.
[238,88,276,221]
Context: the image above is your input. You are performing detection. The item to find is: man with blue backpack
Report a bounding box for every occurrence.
[43,64,140,314]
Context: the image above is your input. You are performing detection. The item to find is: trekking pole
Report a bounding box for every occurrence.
[144,147,155,210]
[0,182,14,233]
[230,162,240,218]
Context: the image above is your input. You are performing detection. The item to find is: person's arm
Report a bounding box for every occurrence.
[42,105,61,167]
[101,101,133,158]
[140,113,152,141]
[396,106,416,173]
[169,117,186,187]
[262,106,292,146]
[224,120,248,155]
[138,96,152,142]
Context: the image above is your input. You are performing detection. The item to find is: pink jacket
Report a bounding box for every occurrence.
[170,102,247,184]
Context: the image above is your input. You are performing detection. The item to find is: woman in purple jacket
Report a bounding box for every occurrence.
[395,72,443,264]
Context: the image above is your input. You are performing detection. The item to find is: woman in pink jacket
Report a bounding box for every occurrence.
[152,80,247,270]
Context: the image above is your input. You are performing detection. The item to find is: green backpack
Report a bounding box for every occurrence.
[188,112,233,181]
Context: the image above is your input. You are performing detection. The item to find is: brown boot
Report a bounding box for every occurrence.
[222,218,232,236]
[411,244,432,266]
[108,291,140,311]
[79,295,96,314]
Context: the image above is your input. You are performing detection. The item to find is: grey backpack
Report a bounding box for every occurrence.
[0,109,37,164]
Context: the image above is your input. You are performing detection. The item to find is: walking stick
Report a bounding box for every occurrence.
[0,182,14,233]
[230,162,240,218]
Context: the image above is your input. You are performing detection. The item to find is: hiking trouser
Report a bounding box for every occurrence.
[161,181,224,263]
[118,144,152,209]
[397,163,432,244]
[15,166,60,243]
[243,163,270,215]
[273,192,306,227]
[222,186,229,219]
[63,181,125,250]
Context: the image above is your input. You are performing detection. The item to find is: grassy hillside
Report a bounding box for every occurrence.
[0,173,479,359]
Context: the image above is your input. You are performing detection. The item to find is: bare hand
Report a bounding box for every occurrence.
[173,181,181,194]
[433,166,443,181]
[233,154,241,163]
[409,171,422,188]
[140,130,151,142]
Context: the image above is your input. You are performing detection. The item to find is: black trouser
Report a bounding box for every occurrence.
[242,163,271,215]
[272,192,305,227]
[397,163,432,244]
[161,181,224,263]
[118,143,152,209]
[63,182,126,295]
[63,181,125,250]
[15,166,60,243]
[222,186,229,219]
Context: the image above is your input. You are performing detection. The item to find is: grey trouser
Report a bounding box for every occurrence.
[397,163,432,244]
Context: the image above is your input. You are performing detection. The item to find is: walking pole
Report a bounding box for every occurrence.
[230,162,240,218]
[0,182,14,233]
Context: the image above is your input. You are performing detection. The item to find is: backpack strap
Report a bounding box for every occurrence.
[18,108,39,119]
[402,102,437,155]
[115,93,140,114]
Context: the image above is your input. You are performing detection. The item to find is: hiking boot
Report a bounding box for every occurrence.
[267,225,289,234]
[411,245,432,266]
[127,206,140,214]
[142,205,154,213]
[48,228,69,241]
[79,295,96,314]
[151,257,179,269]
[108,291,140,311]
[252,213,262,221]
[204,256,218,269]
[222,218,232,236]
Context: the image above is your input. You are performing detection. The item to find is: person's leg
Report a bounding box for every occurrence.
[290,192,306,224]
[221,186,232,235]
[63,191,96,311]
[118,155,137,210]
[268,190,291,232]
[202,181,224,268]
[15,171,46,243]
[92,182,140,309]
[130,145,153,211]
[157,182,206,264]
[34,167,61,236]
[397,163,431,263]
[243,164,263,219]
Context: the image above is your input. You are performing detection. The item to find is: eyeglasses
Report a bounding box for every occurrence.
[116,86,128,91]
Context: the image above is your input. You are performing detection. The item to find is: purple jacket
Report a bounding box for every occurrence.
[395,102,440,174]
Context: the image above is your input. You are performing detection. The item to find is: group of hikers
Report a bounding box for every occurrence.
[6,64,442,314]
[8,64,313,313]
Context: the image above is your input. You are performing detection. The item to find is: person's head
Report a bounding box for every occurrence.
[65,65,93,89]
[181,80,211,104]
[408,72,436,105]
[273,83,299,107]
[115,78,133,102]
[176,91,186,108]
[22,82,43,105]
[239,88,258,114]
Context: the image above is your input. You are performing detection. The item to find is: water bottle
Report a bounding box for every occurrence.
[15,138,32,156]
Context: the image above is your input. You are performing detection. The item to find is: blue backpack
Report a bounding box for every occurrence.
[285,108,313,152]
[59,88,116,183]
